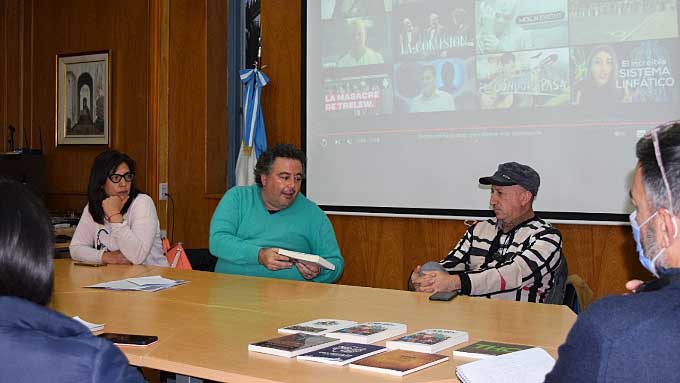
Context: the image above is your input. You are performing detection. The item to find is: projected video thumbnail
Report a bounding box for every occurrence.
[322,16,392,68]
[571,39,679,106]
[321,0,393,20]
[394,58,476,113]
[323,74,394,117]
[475,0,569,54]
[393,0,474,59]
[477,47,570,109]
[569,0,678,45]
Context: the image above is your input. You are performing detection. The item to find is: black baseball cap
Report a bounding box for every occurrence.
[479,162,540,196]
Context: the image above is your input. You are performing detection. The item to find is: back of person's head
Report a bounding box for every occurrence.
[636,121,680,216]
[0,178,53,305]
[87,150,140,224]
[254,144,307,186]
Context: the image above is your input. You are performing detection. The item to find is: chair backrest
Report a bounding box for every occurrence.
[563,282,579,314]
[565,274,593,313]
[544,256,568,304]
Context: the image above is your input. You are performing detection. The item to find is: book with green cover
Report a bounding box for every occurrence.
[453,340,533,359]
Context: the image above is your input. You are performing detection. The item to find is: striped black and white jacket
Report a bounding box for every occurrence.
[440,216,563,303]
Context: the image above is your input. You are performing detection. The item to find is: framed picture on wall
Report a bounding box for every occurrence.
[56,51,110,145]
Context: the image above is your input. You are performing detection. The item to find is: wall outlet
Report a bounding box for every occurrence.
[159,182,168,201]
[160,229,167,239]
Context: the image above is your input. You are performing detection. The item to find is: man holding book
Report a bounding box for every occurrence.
[409,162,564,303]
[209,144,344,282]
[546,122,680,382]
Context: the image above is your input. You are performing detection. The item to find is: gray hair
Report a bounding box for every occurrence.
[636,121,680,216]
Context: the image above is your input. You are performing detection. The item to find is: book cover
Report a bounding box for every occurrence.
[386,328,469,353]
[350,349,449,376]
[326,322,407,344]
[278,318,357,335]
[453,340,533,359]
[277,248,336,270]
[297,342,387,366]
[248,333,341,358]
[455,347,555,383]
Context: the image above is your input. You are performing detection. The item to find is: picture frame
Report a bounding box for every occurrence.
[56,51,110,145]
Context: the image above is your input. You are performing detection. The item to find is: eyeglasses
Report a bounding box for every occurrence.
[646,124,674,212]
[108,172,135,183]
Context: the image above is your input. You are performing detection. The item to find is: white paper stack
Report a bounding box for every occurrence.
[84,275,189,292]
[72,316,105,332]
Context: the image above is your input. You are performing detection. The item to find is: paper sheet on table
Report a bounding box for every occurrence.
[84,275,189,292]
[73,316,105,332]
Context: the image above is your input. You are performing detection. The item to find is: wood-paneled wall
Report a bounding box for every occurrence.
[260,0,649,300]
[1,0,649,302]
[1,0,227,246]
[3,0,153,212]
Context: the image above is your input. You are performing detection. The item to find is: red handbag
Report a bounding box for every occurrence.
[162,239,192,270]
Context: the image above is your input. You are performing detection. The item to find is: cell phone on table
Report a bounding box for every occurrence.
[98,333,158,346]
[73,261,106,267]
[429,291,459,301]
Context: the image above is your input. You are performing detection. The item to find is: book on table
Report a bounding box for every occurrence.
[349,349,449,376]
[326,322,407,344]
[297,342,387,366]
[278,318,357,335]
[386,328,469,353]
[247,333,341,358]
[277,248,335,270]
[453,340,533,359]
[455,347,555,383]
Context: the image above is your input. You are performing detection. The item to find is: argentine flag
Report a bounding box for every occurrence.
[236,68,269,186]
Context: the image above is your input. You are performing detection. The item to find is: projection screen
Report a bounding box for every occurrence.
[304,0,680,221]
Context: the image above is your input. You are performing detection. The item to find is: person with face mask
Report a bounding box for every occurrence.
[546,121,680,382]
[209,144,343,282]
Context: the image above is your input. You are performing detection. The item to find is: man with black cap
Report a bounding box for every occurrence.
[410,162,564,303]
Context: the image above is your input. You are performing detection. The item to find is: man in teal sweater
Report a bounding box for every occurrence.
[209,144,343,282]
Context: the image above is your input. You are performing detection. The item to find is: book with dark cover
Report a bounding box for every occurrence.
[349,349,449,376]
[453,340,533,359]
[297,342,387,365]
[248,333,341,358]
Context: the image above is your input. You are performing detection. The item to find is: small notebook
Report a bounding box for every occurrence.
[455,347,555,383]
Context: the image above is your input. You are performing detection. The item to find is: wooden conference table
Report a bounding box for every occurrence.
[51,259,577,383]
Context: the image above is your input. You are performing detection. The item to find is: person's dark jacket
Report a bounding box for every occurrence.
[546,274,680,382]
[0,296,144,382]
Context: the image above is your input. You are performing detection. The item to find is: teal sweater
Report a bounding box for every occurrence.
[209,185,343,282]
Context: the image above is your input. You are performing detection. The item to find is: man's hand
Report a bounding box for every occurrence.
[102,250,131,264]
[625,279,644,293]
[258,248,293,271]
[412,269,460,293]
[296,261,321,280]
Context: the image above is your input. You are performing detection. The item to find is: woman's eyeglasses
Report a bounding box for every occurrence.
[108,172,135,183]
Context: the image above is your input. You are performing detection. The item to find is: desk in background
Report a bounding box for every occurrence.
[51,259,576,383]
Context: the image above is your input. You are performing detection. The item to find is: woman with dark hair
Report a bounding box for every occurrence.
[573,45,622,106]
[70,150,167,265]
[0,178,144,382]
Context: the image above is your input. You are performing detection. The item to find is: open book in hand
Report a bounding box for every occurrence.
[277,249,335,271]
